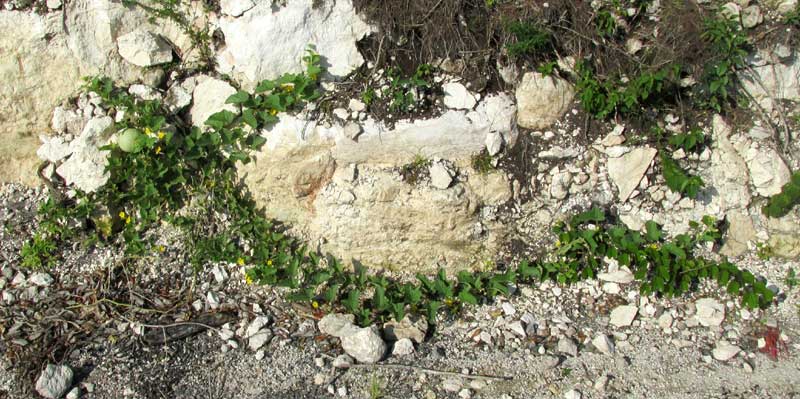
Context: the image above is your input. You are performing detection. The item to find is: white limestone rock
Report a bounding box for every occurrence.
[190,76,239,128]
[515,72,574,130]
[117,29,173,67]
[443,82,477,110]
[216,0,372,90]
[607,147,657,202]
[340,325,387,364]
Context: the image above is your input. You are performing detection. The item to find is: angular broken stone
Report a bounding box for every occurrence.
[609,305,638,328]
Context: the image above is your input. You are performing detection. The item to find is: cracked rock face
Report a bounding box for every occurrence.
[216,0,372,90]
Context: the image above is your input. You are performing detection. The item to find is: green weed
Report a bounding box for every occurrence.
[762,172,800,218]
[505,20,552,58]
[471,151,494,175]
[698,13,749,112]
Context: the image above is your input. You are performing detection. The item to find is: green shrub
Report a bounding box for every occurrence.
[505,20,552,58]
[698,13,749,112]
[762,172,800,218]
[575,61,679,119]
[661,153,705,199]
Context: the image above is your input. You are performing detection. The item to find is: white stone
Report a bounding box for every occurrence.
[216,0,372,89]
[35,364,73,399]
[485,132,503,156]
[37,136,73,163]
[56,117,115,193]
[502,302,516,317]
[430,162,454,189]
[248,330,272,351]
[550,171,572,200]
[557,337,578,357]
[712,341,741,361]
[658,313,673,329]
[29,272,53,287]
[516,72,575,130]
[564,389,582,399]
[607,147,657,202]
[206,291,220,309]
[46,0,62,9]
[741,5,763,28]
[190,76,239,128]
[592,334,616,355]
[319,313,358,338]
[65,387,80,399]
[348,98,366,112]
[245,316,271,338]
[392,338,415,356]
[598,266,634,284]
[340,325,387,364]
[383,315,428,344]
[333,354,354,368]
[695,298,725,327]
[739,56,800,113]
[626,38,643,54]
[508,321,526,337]
[609,305,638,328]
[128,84,161,101]
[443,82,477,110]
[743,144,791,197]
[117,29,173,67]
[220,0,254,16]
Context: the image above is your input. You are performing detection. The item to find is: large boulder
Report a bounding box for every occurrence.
[0,0,203,185]
[240,99,516,272]
[216,0,372,90]
[515,72,574,130]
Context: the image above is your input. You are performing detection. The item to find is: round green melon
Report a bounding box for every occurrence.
[118,128,143,153]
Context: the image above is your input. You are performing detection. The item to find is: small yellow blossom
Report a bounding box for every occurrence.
[237,257,245,266]
[144,127,153,136]
[269,109,278,116]
[158,245,166,253]
[312,301,319,309]
[267,259,273,266]
[649,244,658,250]
[155,146,162,154]
[119,211,126,219]
[245,275,253,285]
[281,83,295,92]
[157,131,166,140]
[125,216,131,225]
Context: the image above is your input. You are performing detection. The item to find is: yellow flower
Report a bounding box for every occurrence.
[144,127,153,136]
[267,259,273,266]
[237,257,245,266]
[125,216,131,225]
[649,244,658,250]
[269,109,278,116]
[119,211,126,219]
[155,146,162,154]
[312,301,319,309]
[281,83,294,92]
[158,245,166,253]
[157,131,166,140]
[245,275,253,285]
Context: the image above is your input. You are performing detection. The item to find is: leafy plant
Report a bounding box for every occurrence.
[400,154,432,185]
[698,13,749,112]
[594,9,618,37]
[20,233,59,269]
[661,154,704,199]
[537,61,558,77]
[505,20,552,58]
[668,127,707,154]
[762,172,800,218]
[575,61,679,119]
[784,3,800,27]
[786,268,798,290]
[470,151,494,175]
[384,64,434,113]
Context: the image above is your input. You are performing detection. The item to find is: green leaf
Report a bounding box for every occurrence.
[458,289,478,305]
[226,91,251,105]
[645,221,662,242]
[242,109,258,130]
